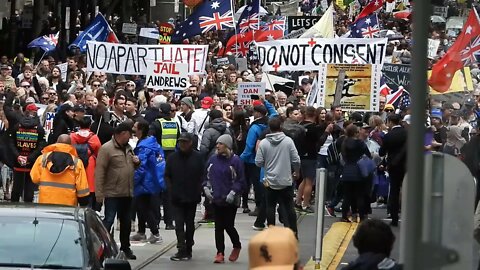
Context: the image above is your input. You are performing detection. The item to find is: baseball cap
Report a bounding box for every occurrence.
[178,132,194,142]
[201,96,214,109]
[402,114,411,125]
[25,103,38,112]
[442,102,454,110]
[249,226,298,270]
[253,105,267,115]
[431,108,442,119]
[0,64,9,70]
[384,104,395,111]
[252,100,263,107]
[73,104,86,113]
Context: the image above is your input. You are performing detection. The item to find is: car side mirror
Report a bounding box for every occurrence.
[104,258,131,270]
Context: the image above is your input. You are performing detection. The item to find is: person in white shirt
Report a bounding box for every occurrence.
[190,97,213,150]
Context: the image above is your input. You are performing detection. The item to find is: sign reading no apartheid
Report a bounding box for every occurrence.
[256,38,388,72]
[238,82,266,106]
[146,61,188,90]
[86,41,208,75]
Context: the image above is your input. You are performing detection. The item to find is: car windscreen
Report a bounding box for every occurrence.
[0,216,84,268]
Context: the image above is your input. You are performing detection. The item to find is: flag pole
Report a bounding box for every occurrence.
[34,50,48,72]
[231,0,239,56]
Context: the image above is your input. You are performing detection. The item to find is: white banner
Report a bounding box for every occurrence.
[145,61,189,90]
[238,82,266,105]
[57,62,68,82]
[86,41,208,75]
[428,39,440,59]
[256,38,387,72]
[139,28,160,39]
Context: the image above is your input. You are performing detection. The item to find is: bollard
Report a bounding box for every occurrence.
[314,168,327,269]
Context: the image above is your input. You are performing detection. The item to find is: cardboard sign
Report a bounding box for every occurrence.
[86,41,208,75]
[122,23,138,35]
[238,82,266,105]
[428,39,441,59]
[433,6,448,18]
[211,55,236,68]
[256,38,388,72]
[57,62,68,82]
[316,64,382,112]
[382,64,411,92]
[159,23,174,44]
[44,112,55,135]
[145,61,189,90]
[235,58,248,72]
[283,28,306,39]
[140,28,160,39]
[287,16,320,33]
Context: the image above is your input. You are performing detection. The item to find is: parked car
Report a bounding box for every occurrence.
[0,203,131,270]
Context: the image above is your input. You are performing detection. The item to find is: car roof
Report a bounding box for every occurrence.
[0,203,86,220]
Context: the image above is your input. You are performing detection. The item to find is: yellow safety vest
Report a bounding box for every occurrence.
[158,118,178,151]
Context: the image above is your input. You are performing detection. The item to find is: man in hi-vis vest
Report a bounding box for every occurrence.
[149,101,180,231]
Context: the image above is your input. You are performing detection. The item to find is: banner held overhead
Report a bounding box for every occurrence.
[146,61,189,90]
[86,41,208,75]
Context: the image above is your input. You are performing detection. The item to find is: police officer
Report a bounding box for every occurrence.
[149,102,180,230]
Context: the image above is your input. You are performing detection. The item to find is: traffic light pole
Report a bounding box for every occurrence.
[401,1,430,269]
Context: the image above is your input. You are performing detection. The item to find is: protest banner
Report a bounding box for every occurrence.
[238,82,266,105]
[86,41,208,75]
[283,28,306,39]
[122,23,138,35]
[287,16,320,32]
[140,28,160,39]
[159,23,174,44]
[235,58,248,72]
[44,112,55,136]
[427,39,441,59]
[429,67,474,94]
[433,6,448,18]
[316,64,382,111]
[145,61,189,90]
[382,64,411,92]
[57,62,68,82]
[256,38,387,72]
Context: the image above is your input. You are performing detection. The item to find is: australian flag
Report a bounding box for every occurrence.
[69,13,119,52]
[172,0,234,42]
[238,0,260,33]
[350,14,380,38]
[28,32,59,52]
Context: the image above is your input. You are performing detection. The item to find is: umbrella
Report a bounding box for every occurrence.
[234,5,269,21]
[393,10,411,20]
[431,15,446,23]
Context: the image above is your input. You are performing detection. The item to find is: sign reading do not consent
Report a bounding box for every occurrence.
[86,41,208,75]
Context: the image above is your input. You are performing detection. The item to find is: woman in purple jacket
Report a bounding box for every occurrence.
[203,134,246,264]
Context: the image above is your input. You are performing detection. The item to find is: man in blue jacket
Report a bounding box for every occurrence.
[240,97,278,230]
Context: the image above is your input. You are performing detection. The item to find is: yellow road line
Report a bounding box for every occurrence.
[304,222,358,270]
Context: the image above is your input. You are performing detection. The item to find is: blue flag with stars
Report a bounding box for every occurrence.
[172,0,234,42]
[350,14,380,38]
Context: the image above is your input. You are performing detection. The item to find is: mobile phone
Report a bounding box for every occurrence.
[251,94,260,100]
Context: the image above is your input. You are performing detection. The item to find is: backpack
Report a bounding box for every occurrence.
[283,122,306,155]
[73,135,94,168]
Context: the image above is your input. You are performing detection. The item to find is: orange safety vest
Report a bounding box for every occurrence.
[30,143,90,206]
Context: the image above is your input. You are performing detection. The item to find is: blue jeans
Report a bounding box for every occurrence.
[103,197,133,251]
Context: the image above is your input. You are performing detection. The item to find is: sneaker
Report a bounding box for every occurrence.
[229,248,241,262]
[147,233,163,244]
[339,217,351,223]
[170,250,191,261]
[165,224,175,230]
[325,206,336,217]
[130,233,146,242]
[214,252,225,263]
[252,225,265,231]
[248,208,259,216]
[242,207,251,214]
[334,206,342,213]
[303,206,315,213]
[123,249,137,260]
[198,218,214,224]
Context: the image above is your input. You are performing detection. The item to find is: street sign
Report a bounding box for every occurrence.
[122,23,138,35]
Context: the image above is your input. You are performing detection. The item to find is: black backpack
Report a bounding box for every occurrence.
[74,135,94,168]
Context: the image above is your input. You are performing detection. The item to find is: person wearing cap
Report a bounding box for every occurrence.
[0,64,16,91]
[255,117,300,235]
[203,134,246,263]
[379,114,407,227]
[48,103,75,144]
[165,132,205,261]
[6,103,45,203]
[430,109,447,151]
[241,96,278,227]
[248,226,302,270]
[95,120,139,260]
[191,96,214,150]
[180,97,194,122]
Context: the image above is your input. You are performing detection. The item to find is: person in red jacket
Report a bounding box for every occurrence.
[70,116,101,208]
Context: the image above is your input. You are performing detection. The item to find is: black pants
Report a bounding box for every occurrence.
[172,202,197,252]
[156,190,174,226]
[136,194,159,235]
[388,170,405,222]
[245,163,262,207]
[254,185,267,228]
[11,171,35,202]
[213,204,241,254]
[241,165,250,209]
[265,186,298,234]
[342,181,367,219]
[103,197,133,251]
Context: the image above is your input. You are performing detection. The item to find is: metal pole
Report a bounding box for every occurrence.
[313,168,326,269]
[401,0,431,269]
[9,0,17,57]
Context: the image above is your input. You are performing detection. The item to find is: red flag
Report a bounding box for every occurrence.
[428,9,480,92]
[355,0,384,22]
[254,29,284,42]
[222,29,284,56]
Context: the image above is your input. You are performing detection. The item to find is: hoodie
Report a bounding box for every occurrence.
[255,132,300,189]
[70,129,101,192]
[133,136,163,196]
[200,118,233,158]
[342,252,402,270]
[8,115,46,172]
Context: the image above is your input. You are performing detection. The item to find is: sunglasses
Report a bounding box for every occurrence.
[48,92,57,96]
[385,109,394,112]
[127,84,135,87]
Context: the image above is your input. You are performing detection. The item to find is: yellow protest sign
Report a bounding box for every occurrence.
[429,67,474,95]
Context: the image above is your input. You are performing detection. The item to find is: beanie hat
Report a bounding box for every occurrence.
[160,103,172,114]
[181,97,194,109]
[431,109,442,120]
[217,134,233,150]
